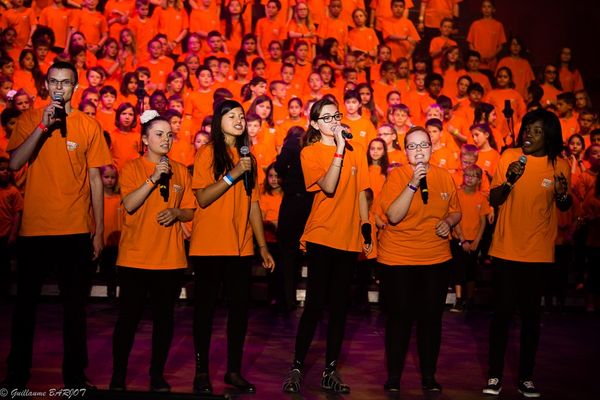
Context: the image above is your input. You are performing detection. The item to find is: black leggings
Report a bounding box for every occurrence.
[192,256,252,373]
[112,267,183,380]
[294,242,358,366]
[380,262,451,380]
[488,258,545,380]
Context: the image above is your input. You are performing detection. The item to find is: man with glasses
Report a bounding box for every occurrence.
[2,61,112,390]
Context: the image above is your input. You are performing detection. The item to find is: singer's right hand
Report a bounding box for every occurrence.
[150,159,170,183]
[506,160,525,182]
[409,163,427,187]
[332,125,346,153]
[231,156,252,180]
[41,100,63,127]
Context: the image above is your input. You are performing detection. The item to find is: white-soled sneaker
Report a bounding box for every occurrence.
[482,377,502,395]
[518,380,541,398]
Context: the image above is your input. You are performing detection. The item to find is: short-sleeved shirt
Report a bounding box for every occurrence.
[455,189,490,241]
[7,108,112,236]
[117,157,196,269]
[189,144,260,256]
[0,184,24,238]
[378,164,460,265]
[489,148,571,263]
[300,141,370,252]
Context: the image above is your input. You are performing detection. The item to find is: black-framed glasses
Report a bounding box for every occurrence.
[405,142,432,150]
[48,78,75,87]
[317,113,343,123]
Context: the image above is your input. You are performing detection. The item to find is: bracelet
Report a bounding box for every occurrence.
[223,173,233,186]
[145,178,155,187]
[38,122,48,133]
[503,181,513,189]
[333,153,344,159]
[407,183,418,192]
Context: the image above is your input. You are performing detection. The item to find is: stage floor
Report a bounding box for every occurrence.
[0,301,598,400]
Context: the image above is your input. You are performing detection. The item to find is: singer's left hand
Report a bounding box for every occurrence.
[157,208,180,226]
[435,219,451,237]
[259,246,275,271]
[91,233,103,261]
[363,242,373,256]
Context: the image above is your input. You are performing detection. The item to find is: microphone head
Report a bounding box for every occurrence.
[240,146,250,156]
[160,155,169,164]
[51,93,64,102]
[519,155,527,165]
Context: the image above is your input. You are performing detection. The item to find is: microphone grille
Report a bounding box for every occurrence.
[160,155,169,163]
[52,93,64,101]
[519,155,527,165]
[240,146,250,156]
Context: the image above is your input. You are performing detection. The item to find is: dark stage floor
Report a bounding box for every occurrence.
[0,301,598,400]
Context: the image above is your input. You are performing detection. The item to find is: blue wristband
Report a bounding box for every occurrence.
[223,173,234,186]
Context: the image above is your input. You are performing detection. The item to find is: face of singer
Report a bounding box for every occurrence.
[405,129,432,166]
[46,68,77,103]
[143,120,173,156]
[311,104,340,138]
[221,107,246,143]
[521,120,545,156]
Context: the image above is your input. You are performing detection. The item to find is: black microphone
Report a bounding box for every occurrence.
[502,99,514,120]
[333,125,353,139]
[507,155,527,184]
[51,93,67,137]
[240,146,252,197]
[158,156,169,202]
[418,162,428,205]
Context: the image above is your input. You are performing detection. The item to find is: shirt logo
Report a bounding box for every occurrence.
[440,192,449,200]
[173,184,183,193]
[66,141,79,151]
[542,178,553,188]
[351,166,357,176]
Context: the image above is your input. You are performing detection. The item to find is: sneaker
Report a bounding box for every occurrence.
[482,377,502,395]
[150,376,171,392]
[282,368,302,393]
[518,380,541,398]
[422,376,442,392]
[383,376,400,392]
[321,369,350,394]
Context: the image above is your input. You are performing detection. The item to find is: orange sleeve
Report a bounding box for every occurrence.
[0,185,24,238]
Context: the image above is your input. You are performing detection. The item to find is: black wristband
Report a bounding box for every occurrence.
[361,223,372,245]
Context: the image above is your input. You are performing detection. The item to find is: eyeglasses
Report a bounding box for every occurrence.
[405,142,432,150]
[48,78,75,87]
[317,113,343,123]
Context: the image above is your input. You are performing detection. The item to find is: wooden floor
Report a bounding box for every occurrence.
[0,300,598,400]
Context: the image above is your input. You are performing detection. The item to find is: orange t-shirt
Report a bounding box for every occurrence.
[103,192,123,247]
[441,67,467,100]
[466,18,506,69]
[300,141,370,252]
[454,188,489,241]
[489,148,570,263]
[71,9,109,46]
[128,15,159,60]
[255,17,286,55]
[371,0,414,29]
[451,168,491,194]
[221,19,244,57]
[0,8,36,48]
[169,136,195,167]
[109,129,141,171]
[117,156,196,269]
[381,17,420,61]
[476,147,500,180]
[104,0,134,40]
[7,108,112,236]
[184,89,214,125]
[342,115,377,149]
[12,70,37,98]
[496,56,535,98]
[430,36,457,72]
[559,67,584,93]
[316,17,349,50]
[190,144,260,256]
[422,0,461,29]
[540,83,561,107]
[96,109,116,135]
[156,6,189,55]
[431,146,459,172]
[560,114,580,143]
[277,117,308,147]
[467,71,492,94]
[190,7,220,46]
[387,148,408,166]
[138,57,174,90]
[484,88,526,124]
[348,26,379,56]
[378,164,460,265]
[0,184,24,238]
[369,164,386,199]
[259,190,283,224]
[39,5,71,48]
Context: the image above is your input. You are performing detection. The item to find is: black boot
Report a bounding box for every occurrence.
[193,353,212,394]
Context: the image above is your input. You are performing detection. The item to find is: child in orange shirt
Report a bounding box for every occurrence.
[556,92,579,143]
[348,8,379,59]
[427,117,458,173]
[558,47,585,93]
[0,154,23,298]
[118,71,139,107]
[429,18,457,72]
[96,85,117,133]
[381,0,420,62]
[465,50,492,93]
[278,97,308,147]
[342,89,377,148]
[496,36,535,99]
[155,0,189,57]
[282,97,371,394]
[0,0,37,49]
[539,64,562,107]
[110,110,195,392]
[128,0,159,61]
[246,112,275,186]
[255,0,286,58]
[450,164,490,311]
[99,164,121,299]
[110,102,140,170]
[71,0,109,52]
[470,122,500,183]
[466,0,506,71]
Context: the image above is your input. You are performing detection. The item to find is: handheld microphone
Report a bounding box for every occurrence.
[158,156,170,202]
[507,155,527,184]
[502,99,514,119]
[240,146,252,197]
[333,125,353,139]
[418,162,428,205]
[51,93,67,137]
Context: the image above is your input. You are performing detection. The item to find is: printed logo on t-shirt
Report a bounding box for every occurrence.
[351,166,357,176]
[484,160,491,167]
[359,130,366,137]
[66,141,79,151]
[541,178,553,188]
[440,192,449,201]
[173,184,183,193]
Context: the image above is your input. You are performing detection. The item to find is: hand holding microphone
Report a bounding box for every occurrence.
[410,162,428,204]
[239,146,252,196]
[506,155,527,184]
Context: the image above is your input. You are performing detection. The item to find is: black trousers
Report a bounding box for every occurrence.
[380,262,451,380]
[192,256,252,373]
[7,234,94,385]
[488,258,545,380]
[112,267,183,380]
[0,237,10,297]
[294,242,358,366]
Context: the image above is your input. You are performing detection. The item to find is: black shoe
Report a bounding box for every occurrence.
[422,376,442,392]
[224,372,256,393]
[282,367,302,393]
[482,377,502,395]
[193,372,213,394]
[518,380,540,398]
[321,369,350,394]
[150,376,171,392]
[383,377,400,392]
[64,376,97,390]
